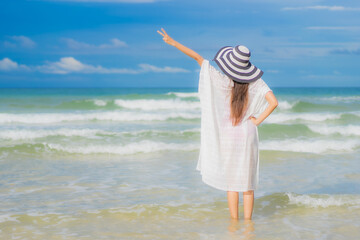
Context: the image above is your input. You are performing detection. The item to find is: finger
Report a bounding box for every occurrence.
[157,30,165,37]
[161,28,168,35]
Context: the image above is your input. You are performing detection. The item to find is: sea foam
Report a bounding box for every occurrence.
[286,192,360,208]
[320,96,360,102]
[41,138,360,155]
[261,139,359,153]
[0,128,201,141]
[0,214,20,223]
[308,124,360,136]
[114,98,200,110]
[0,111,200,124]
[92,99,107,106]
[0,128,104,140]
[277,100,297,110]
[45,141,199,155]
[166,92,199,98]
[266,112,347,123]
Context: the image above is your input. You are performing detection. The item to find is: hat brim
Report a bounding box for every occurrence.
[213,46,263,83]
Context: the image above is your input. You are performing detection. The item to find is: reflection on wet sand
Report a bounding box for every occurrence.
[228,218,255,239]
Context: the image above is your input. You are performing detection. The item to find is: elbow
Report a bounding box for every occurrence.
[196,56,204,66]
[272,99,278,109]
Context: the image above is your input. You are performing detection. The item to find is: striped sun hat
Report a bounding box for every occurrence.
[212,45,263,83]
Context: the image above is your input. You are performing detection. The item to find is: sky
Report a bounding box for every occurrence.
[0,0,359,88]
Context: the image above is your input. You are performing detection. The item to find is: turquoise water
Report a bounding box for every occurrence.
[1,87,360,239]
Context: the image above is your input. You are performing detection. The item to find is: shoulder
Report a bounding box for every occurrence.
[200,59,234,88]
[201,59,221,75]
[208,61,228,80]
[209,61,223,76]
[250,78,264,85]
[200,59,210,74]
[249,78,268,88]
[200,59,223,78]
[201,59,209,67]
[210,61,235,88]
[249,78,271,94]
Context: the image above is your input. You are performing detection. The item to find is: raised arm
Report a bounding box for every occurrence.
[250,91,278,126]
[157,28,204,66]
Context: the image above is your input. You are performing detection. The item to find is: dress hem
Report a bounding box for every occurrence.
[197,169,258,192]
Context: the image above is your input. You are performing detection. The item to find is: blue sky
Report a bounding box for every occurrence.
[0,0,359,88]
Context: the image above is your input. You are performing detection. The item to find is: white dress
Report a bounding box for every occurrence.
[196,59,272,192]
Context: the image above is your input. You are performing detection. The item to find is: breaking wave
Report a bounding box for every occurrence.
[0,111,200,124]
[266,112,360,123]
[45,141,199,155]
[286,192,360,208]
[261,138,359,153]
[114,98,199,110]
[307,124,360,136]
[166,92,199,98]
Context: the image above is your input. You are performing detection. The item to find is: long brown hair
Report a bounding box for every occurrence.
[230,81,249,126]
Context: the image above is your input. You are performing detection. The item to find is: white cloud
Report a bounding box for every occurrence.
[39,57,191,74]
[306,26,360,31]
[0,56,189,74]
[0,58,30,71]
[61,38,92,49]
[3,41,16,48]
[37,57,140,74]
[138,63,190,73]
[282,5,360,11]
[3,36,36,48]
[330,48,360,55]
[0,58,18,71]
[99,38,127,48]
[61,38,127,49]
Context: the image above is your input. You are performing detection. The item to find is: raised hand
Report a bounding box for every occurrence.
[157,28,176,46]
[156,27,203,66]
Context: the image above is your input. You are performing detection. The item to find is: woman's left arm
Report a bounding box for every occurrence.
[250,91,278,126]
[157,28,204,66]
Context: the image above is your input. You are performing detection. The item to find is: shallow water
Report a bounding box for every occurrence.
[0,87,360,239]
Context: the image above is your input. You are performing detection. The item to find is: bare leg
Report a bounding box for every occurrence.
[243,190,254,220]
[227,191,239,219]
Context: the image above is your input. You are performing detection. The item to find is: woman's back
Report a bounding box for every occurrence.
[200,60,272,126]
[197,59,272,191]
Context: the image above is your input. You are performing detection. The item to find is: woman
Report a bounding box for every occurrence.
[157,28,278,220]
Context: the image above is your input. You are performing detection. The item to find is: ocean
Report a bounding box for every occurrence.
[0,87,360,239]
